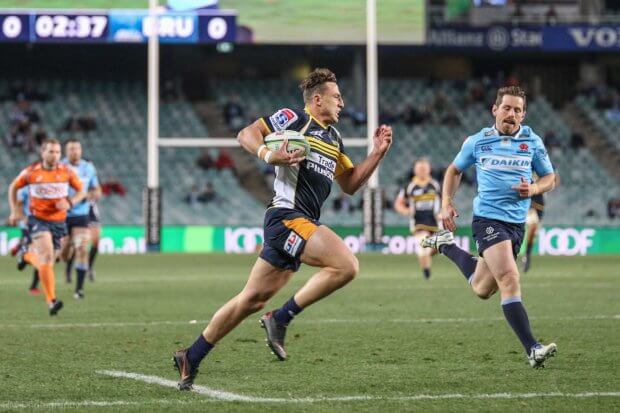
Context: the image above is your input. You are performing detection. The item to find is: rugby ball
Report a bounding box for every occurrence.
[264,130,310,157]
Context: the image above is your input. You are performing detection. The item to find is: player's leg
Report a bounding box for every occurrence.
[30,231,62,314]
[29,269,40,294]
[414,230,432,279]
[523,210,539,272]
[174,258,293,389]
[483,240,555,366]
[71,225,90,298]
[261,225,358,361]
[59,227,74,283]
[88,224,101,281]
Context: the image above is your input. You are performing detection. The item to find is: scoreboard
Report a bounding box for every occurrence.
[0,10,236,43]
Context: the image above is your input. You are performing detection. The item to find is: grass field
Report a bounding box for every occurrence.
[0,254,618,412]
[0,0,425,44]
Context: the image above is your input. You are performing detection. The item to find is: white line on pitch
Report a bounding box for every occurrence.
[97,370,620,404]
[0,314,617,330]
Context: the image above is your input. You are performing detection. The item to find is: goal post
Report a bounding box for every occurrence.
[144,0,383,252]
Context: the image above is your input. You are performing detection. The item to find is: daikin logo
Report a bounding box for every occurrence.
[569,27,620,48]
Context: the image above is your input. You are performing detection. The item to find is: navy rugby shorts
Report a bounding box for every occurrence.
[260,208,320,271]
[472,215,524,260]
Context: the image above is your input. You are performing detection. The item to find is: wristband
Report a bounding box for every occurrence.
[263,150,273,164]
[257,144,268,158]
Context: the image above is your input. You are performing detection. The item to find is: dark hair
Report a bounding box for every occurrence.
[64,137,81,146]
[495,86,527,109]
[41,137,60,149]
[299,68,338,103]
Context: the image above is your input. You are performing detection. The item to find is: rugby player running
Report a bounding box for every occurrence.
[8,138,85,315]
[173,68,393,390]
[422,86,558,368]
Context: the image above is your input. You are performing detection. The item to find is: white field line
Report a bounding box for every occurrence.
[97,370,620,404]
[0,314,617,330]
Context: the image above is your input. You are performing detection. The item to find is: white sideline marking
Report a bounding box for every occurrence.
[0,314,617,330]
[97,370,620,404]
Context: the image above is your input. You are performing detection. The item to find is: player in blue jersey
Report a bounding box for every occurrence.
[422,86,558,368]
[60,138,101,299]
[172,68,393,390]
[13,187,41,295]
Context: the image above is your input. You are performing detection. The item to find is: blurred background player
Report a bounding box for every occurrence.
[8,138,85,315]
[394,158,441,279]
[172,68,393,390]
[522,174,560,273]
[422,86,558,368]
[12,187,41,295]
[61,138,101,299]
[86,198,102,282]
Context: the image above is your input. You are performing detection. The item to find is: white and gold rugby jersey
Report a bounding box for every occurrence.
[260,107,354,220]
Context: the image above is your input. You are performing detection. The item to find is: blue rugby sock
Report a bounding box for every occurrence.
[273,296,303,326]
[186,334,214,367]
[439,244,477,282]
[501,296,538,354]
[423,268,431,279]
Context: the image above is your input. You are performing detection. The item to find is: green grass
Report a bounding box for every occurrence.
[0,0,425,43]
[0,254,619,412]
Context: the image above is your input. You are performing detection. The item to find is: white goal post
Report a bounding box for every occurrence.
[144,0,382,251]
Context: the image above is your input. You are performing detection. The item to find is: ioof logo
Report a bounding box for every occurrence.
[485,226,494,235]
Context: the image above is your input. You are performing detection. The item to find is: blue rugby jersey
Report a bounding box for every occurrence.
[453,125,553,224]
[62,159,99,218]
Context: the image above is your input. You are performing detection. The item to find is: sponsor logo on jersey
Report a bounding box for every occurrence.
[29,182,69,199]
[284,231,303,256]
[306,153,336,180]
[480,156,531,170]
[480,144,492,152]
[270,108,298,131]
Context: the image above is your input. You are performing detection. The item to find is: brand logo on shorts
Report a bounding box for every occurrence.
[284,231,303,257]
[486,226,494,235]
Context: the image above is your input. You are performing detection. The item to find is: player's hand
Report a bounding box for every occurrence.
[56,198,71,211]
[372,125,393,156]
[8,211,23,226]
[268,139,306,166]
[512,177,538,198]
[441,203,459,232]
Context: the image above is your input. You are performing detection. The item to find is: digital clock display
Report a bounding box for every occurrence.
[34,14,108,41]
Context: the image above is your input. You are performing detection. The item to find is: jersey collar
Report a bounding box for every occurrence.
[304,107,329,130]
[492,125,523,138]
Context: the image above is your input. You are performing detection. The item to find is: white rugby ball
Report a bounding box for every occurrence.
[264,130,310,157]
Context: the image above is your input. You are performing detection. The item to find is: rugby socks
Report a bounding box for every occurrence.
[24,252,39,268]
[30,269,39,290]
[423,268,431,279]
[439,244,477,282]
[525,241,533,259]
[186,334,214,367]
[88,245,98,269]
[38,263,56,303]
[75,263,88,292]
[273,296,303,326]
[66,254,75,280]
[501,296,538,354]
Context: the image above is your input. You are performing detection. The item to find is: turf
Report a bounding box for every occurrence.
[0,254,618,412]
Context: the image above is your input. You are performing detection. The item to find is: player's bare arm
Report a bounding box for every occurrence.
[87,185,102,202]
[237,119,306,166]
[7,179,24,226]
[441,163,463,231]
[394,192,411,217]
[336,125,392,195]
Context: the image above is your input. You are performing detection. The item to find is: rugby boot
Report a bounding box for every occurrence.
[173,348,199,391]
[528,342,557,369]
[260,311,288,361]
